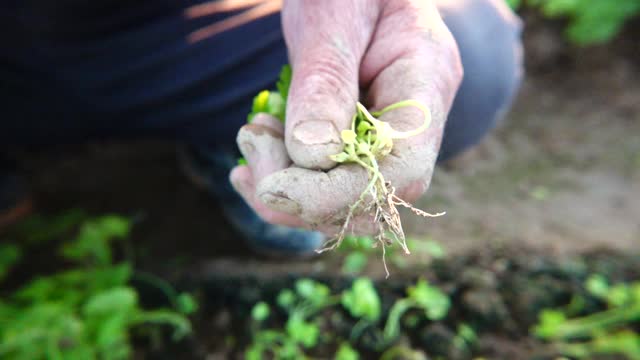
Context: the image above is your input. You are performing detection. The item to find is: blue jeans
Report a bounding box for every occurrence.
[0,0,522,161]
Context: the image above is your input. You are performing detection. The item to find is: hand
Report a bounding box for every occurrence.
[230,0,462,235]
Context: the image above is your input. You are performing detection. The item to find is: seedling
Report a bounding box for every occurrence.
[318,100,445,277]
[533,274,640,359]
[383,279,450,341]
[0,213,196,360]
[341,278,382,322]
[247,277,382,359]
[247,278,340,359]
[246,65,444,276]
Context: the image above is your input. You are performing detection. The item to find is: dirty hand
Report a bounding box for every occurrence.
[230,0,463,235]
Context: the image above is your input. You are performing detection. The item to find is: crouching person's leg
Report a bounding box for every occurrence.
[0,1,324,255]
[436,0,524,162]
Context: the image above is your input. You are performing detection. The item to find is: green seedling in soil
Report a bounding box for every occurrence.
[342,278,382,323]
[384,279,450,342]
[0,213,196,360]
[533,274,640,359]
[452,323,478,353]
[342,252,369,274]
[335,342,360,360]
[339,235,446,274]
[245,65,444,276]
[247,277,457,359]
[247,278,341,359]
[509,0,640,45]
[247,277,383,359]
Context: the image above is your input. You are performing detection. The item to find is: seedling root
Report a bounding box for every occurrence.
[316,100,445,277]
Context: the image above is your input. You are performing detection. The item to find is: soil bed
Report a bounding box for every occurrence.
[160,247,640,359]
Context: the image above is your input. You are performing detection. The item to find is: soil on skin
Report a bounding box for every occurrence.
[4,11,640,360]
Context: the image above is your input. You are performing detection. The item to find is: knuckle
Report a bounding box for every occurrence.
[293,55,357,106]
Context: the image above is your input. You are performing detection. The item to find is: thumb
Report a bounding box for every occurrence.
[282,1,380,170]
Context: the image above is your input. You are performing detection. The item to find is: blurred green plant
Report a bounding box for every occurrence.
[507,0,640,45]
[247,278,341,359]
[339,235,446,275]
[383,279,450,341]
[247,276,452,359]
[0,213,196,360]
[532,274,640,359]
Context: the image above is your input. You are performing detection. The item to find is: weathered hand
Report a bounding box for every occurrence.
[230,0,463,235]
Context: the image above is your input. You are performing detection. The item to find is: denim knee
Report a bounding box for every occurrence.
[436,0,524,161]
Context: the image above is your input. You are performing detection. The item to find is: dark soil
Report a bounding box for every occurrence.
[157,247,640,360]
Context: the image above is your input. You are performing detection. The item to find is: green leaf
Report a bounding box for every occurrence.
[532,309,567,339]
[505,0,522,9]
[341,236,375,251]
[277,289,296,309]
[457,323,477,344]
[245,344,264,360]
[83,287,137,317]
[251,302,270,322]
[61,216,131,265]
[586,274,609,299]
[286,314,319,348]
[407,279,450,320]
[133,309,192,341]
[342,278,381,322]
[342,252,368,274]
[335,342,360,360]
[295,278,330,306]
[276,64,292,102]
[176,293,198,315]
[0,244,21,282]
[407,238,446,259]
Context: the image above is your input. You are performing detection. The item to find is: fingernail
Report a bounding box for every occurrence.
[259,192,302,215]
[292,121,340,146]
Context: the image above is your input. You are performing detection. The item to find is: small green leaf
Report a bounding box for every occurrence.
[407,279,450,320]
[407,238,446,259]
[342,278,381,322]
[295,278,330,305]
[457,323,477,344]
[251,302,270,322]
[356,120,373,137]
[249,90,270,122]
[341,130,357,144]
[237,157,248,166]
[176,293,198,315]
[61,216,131,265]
[83,287,137,317]
[276,65,292,102]
[335,342,360,360]
[586,274,609,299]
[277,289,296,309]
[286,315,319,348]
[245,344,264,360]
[532,309,567,339]
[342,252,368,274]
